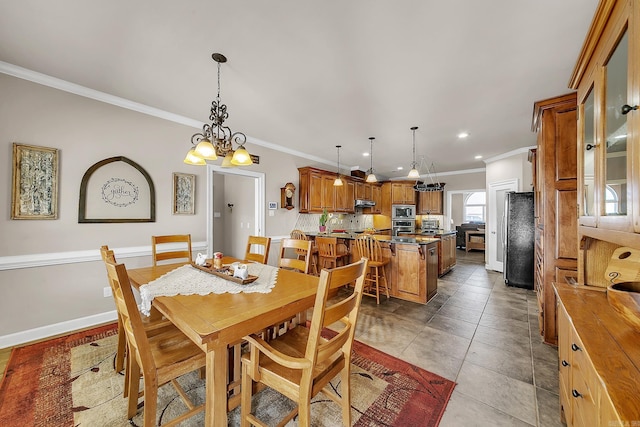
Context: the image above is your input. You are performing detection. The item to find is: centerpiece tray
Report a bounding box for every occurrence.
[190,262,258,285]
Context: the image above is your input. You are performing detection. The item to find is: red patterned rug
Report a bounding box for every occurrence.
[0,324,455,426]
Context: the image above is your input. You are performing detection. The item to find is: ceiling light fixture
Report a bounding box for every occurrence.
[366,137,377,183]
[333,145,343,186]
[457,132,470,139]
[184,53,253,166]
[407,126,421,179]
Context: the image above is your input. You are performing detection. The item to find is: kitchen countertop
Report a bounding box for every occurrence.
[306,232,441,245]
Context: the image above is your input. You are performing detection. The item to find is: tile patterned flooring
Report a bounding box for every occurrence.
[353,249,561,427]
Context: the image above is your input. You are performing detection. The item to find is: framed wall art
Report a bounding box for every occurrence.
[78,156,156,223]
[172,172,195,215]
[11,143,59,220]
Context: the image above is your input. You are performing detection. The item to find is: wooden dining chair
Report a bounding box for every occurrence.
[103,257,206,427]
[315,236,349,270]
[278,237,313,274]
[244,235,271,264]
[290,229,318,275]
[267,238,314,338]
[240,258,368,427]
[100,245,172,389]
[151,234,192,266]
[353,235,390,304]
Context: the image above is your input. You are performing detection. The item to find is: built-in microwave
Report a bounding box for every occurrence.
[392,204,416,220]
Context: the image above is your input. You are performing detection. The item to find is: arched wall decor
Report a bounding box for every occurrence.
[78,156,156,223]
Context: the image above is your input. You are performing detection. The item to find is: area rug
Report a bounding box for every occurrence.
[0,324,455,426]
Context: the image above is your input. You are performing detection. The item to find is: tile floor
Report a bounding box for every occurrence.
[353,249,562,427]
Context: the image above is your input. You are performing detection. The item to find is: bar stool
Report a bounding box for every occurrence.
[353,235,390,304]
[290,229,318,275]
[316,236,349,270]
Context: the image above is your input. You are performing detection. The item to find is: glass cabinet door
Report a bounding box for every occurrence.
[582,88,595,219]
[603,31,628,218]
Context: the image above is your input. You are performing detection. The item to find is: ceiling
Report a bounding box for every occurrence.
[0,0,599,179]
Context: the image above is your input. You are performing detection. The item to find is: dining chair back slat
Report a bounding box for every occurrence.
[290,229,318,275]
[315,236,349,270]
[353,235,390,304]
[151,234,192,266]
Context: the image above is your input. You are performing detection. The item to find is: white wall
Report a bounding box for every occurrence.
[0,74,312,341]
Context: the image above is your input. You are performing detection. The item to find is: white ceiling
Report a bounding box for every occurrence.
[0,0,598,178]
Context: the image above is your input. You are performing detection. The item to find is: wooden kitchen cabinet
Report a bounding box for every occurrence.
[571,0,639,234]
[335,179,355,213]
[555,284,635,426]
[531,92,578,345]
[418,189,444,215]
[437,233,456,276]
[298,166,354,213]
[391,243,427,303]
[390,182,417,205]
[366,184,382,214]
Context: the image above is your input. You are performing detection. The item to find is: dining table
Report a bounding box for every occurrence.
[127,256,320,427]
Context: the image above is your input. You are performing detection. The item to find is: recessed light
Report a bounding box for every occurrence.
[363,152,370,157]
[458,132,470,139]
[474,155,483,159]
[397,166,404,170]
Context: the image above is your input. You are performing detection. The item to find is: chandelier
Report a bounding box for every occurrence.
[184,53,253,166]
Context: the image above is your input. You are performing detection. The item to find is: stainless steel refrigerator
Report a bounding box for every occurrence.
[503,192,534,289]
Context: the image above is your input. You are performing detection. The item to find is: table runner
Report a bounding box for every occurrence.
[139,263,279,316]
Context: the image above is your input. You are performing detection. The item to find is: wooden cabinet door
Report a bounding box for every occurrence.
[448,235,457,269]
[557,302,573,426]
[309,170,323,212]
[321,175,335,211]
[336,179,355,212]
[355,181,365,200]
[367,184,382,214]
[391,183,406,205]
[419,191,443,214]
[426,243,438,301]
[392,244,426,303]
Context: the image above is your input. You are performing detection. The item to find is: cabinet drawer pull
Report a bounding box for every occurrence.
[572,389,582,398]
[561,360,569,367]
[571,343,581,351]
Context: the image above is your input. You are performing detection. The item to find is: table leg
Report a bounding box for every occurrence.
[205,343,229,427]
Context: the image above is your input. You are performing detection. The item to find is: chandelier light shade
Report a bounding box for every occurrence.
[184,52,252,166]
[334,145,343,186]
[408,126,421,179]
[365,137,377,183]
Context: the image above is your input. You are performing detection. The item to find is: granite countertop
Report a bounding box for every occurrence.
[306,231,441,245]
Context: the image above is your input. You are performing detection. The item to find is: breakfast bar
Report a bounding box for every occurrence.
[306,232,440,303]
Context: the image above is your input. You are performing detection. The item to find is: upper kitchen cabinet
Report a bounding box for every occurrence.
[390,181,417,205]
[571,0,640,234]
[367,184,382,214]
[298,167,356,213]
[418,186,444,215]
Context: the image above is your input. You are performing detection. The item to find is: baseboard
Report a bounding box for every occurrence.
[0,310,118,349]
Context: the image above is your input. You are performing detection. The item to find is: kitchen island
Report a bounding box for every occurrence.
[306,232,439,303]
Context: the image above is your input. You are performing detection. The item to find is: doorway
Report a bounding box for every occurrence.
[487,179,518,272]
[206,165,266,258]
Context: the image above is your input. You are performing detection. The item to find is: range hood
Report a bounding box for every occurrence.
[354,199,376,208]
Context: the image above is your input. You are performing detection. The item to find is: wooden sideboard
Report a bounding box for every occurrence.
[555,283,640,426]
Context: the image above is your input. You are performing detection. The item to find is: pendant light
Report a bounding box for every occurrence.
[407,126,421,179]
[333,145,343,186]
[366,137,377,183]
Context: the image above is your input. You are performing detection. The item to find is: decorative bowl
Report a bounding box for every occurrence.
[607,282,640,333]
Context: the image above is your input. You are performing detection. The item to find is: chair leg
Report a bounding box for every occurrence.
[340,364,352,426]
[115,317,126,373]
[380,266,390,299]
[126,358,140,419]
[240,362,253,427]
[374,266,380,305]
[143,376,158,427]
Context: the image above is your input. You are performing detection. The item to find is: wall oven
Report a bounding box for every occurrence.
[392,219,416,236]
[392,204,416,220]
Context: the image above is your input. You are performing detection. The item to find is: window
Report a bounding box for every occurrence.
[464,191,486,223]
[605,185,619,214]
